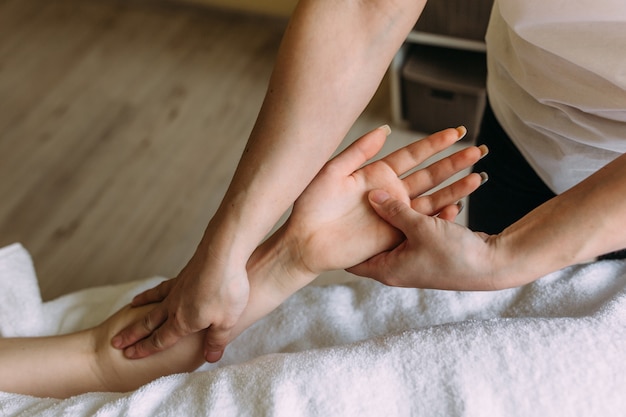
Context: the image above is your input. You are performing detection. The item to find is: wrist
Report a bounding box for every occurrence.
[197,215,259,267]
[486,228,554,289]
[481,234,519,289]
[228,225,317,341]
[247,224,319,297]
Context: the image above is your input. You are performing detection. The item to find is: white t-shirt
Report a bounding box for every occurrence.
[487,0,626,193]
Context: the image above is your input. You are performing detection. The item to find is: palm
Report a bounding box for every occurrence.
[288,126,483,274]
[291,158,407,272]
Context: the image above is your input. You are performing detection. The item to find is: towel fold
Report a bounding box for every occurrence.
[0,243,44,337]
[1,243,625,417]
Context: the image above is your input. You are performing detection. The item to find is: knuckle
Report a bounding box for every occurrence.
[132,343,148,357]
[412,198,433,215]
[386,200,406,217]
[220,317,238,331]
[156,282,170,299]
[150,333,165,350]
[141,314,154,332]
[442,127,459,142]
[170,311,194,335]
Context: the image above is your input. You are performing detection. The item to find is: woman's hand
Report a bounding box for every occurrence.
[94,303,206,393]
[347,190,501,290]
[283,125,486,279]
[351,151,626,291]
[111,245,249,362]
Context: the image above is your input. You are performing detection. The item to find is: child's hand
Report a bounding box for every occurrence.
[285,125,485,275]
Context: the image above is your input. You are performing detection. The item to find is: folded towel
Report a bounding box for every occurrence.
[1,243,625,416]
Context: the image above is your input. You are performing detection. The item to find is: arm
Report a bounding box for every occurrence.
[350,153,626,290]
[0,305,207,398]
[114,126,484,359]
[0,127,483,398]
[215,0,429,256]
[233,126,485,330]
[112,0,429,362]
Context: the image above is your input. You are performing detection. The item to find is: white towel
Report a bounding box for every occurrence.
[0,243,44,337]
[0,243,625,416]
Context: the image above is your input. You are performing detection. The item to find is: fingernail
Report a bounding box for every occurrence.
[455,126,467,141]
[205,350,223,363]
[456,200,465,215]
[377,124,392,136]
[369,189,390,204]
[124,346,136,359]
[479,172,489,185]
[478,144,489,159]
[111,336,122,349]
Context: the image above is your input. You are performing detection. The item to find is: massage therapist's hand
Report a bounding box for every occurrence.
[284,125,486,276]
[347,190,508,290]
[111,241,249,362]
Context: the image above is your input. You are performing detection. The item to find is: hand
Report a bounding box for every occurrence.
[111,241,249,362]
[347,190,507,290]
[111,125,484,361]
[94,303,206,393]
[284,125,486,276]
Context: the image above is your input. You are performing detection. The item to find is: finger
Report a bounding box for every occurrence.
[131,278,176,307]
[346,249,393,282]
[327,125,390,175]
[402,144,486,198]
[368,189,418,231]
[203,325,233,363]
[411,172,485,216]
[381,126,466,176]
[111,305,168,349]
[437,202,462,221]
[123,318,189,359]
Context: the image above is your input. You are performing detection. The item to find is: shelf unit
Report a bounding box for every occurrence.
[389,1,493,135]
[389,33,486,129]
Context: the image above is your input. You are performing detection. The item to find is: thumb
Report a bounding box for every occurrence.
[203,326,231,363]
[368,190,417,230]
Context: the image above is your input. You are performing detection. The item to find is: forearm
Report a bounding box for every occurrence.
[0,305,206,398]
[207,0,426,258]
[0,331,102,398]
[492,153,626,286]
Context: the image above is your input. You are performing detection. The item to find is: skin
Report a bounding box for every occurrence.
[115,0,626,362]
[0,127,484,398]
[349,153,626,290]
[112,0,429,362]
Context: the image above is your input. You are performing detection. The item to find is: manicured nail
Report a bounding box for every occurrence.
[377,124,392,136]
[369,189,390,204]
[478,144,489,159]
[455,126,467,141]
[479,172,489,185]
[456,200,465,215]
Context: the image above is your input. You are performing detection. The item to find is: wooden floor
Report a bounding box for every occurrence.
[0,0,402,300]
